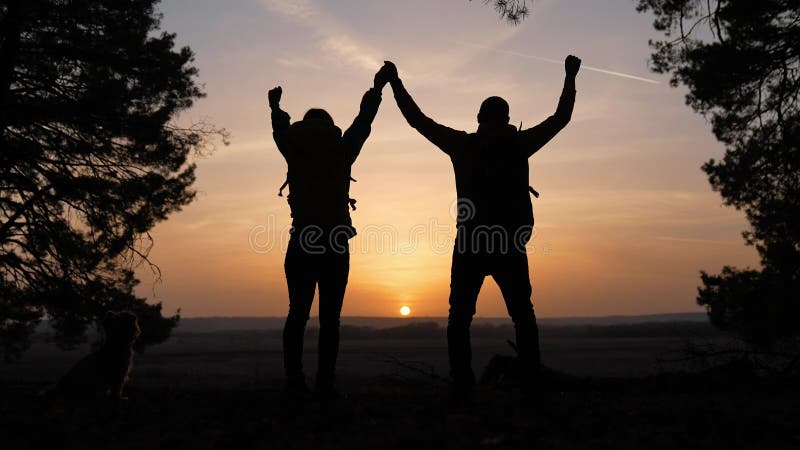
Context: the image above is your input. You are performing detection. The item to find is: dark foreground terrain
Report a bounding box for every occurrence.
[2,369,799,450]
[2,321,798,449]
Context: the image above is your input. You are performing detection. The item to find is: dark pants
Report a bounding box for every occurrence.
[283,231,350,385]
[448,235,540,389]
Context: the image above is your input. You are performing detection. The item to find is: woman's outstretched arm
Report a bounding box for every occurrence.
[268,86,291,159]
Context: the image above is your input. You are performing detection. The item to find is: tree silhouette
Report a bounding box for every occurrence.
[0,0,226,360]
[471,0,530,24]
[636,0,799,347]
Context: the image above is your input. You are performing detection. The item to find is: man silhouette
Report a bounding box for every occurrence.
[382,56,581,397]
[268,66,391,399]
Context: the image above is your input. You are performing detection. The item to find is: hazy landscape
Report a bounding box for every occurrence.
[4,314,799,449]
[2,313,720,386]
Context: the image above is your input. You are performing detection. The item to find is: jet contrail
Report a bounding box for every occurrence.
[455,40,660,85]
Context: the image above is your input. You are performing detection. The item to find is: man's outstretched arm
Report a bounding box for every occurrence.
[268,86,291,159]
[342,68,388,165]
[520,55,580,157]
[384,61,467,155]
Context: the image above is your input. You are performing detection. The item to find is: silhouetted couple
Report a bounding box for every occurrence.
[268,55,581,400]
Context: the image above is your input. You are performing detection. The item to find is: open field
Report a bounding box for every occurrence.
[3,316,722,386]
[3,335,720,387]
[2,318,797,449]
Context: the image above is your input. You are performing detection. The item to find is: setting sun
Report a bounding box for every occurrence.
[400,306,411,316]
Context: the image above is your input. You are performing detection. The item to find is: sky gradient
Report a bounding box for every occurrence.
[135,0,760,318]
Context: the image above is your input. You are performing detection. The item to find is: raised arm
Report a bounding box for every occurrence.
[341,68,387,165]
[383,61,467,155]
[519,55,580,157]
[268,86,292,159]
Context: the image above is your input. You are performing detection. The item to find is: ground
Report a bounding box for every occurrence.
[2,331,798,449]
[2,371,799,450]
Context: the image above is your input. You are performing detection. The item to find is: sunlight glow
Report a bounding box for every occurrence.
[137,0,759,318]
[400,305,411,316]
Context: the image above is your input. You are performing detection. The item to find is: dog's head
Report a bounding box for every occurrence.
[102,311,141,347]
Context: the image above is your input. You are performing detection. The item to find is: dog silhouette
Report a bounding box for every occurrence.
[52,311,141,402]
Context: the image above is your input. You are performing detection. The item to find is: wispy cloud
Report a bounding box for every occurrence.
[321,35,382,72]
[274,57,322,70]
[261,0,524,94]
[262,0,315,22]
[453,40,660,85]
[263,0,382,73]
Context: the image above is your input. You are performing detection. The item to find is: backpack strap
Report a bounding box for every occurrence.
[519,123,539,199]
[277,175,359,210]
[348,176,357,210]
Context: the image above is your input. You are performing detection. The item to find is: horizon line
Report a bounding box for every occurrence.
[178,311,706,320]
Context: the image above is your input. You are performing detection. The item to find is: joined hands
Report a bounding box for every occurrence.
[374,62,397,90]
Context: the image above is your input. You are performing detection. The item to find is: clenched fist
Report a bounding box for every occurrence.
[565,55,581,78]
[268,86,282,109]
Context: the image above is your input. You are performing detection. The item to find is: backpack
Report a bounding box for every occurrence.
[278,176,358,210]
[277,119,358,229]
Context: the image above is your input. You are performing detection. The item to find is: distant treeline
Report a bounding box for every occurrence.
[165,313,709,333]
[331,321,723,339]
[169,321,723,340]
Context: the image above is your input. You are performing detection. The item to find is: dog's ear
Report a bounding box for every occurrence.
[506,339,518,354]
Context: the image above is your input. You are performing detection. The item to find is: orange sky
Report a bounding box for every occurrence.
[135,0,759,318]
